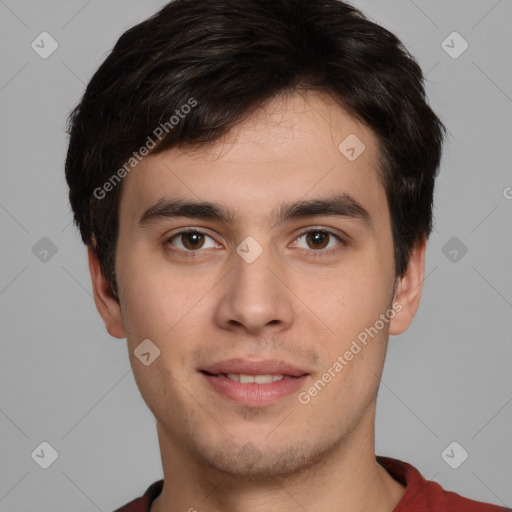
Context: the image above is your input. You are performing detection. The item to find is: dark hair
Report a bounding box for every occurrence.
[65,0,446,299]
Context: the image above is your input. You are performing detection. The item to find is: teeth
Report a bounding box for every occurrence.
[225,373,284,383]
[254,374,274,384]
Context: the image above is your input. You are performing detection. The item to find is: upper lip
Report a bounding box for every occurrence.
[201,358,309,377]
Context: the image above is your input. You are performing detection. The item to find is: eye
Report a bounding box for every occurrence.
[165,229,219,253]
[164,227,346,258]
[291,229,344,253]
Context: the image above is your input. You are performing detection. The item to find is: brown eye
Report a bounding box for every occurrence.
[305,231,330,250]
[166,230,218,253]
[180,231,205,250]
[292,229,344,254]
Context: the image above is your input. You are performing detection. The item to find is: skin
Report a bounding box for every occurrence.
[88,90,426,512]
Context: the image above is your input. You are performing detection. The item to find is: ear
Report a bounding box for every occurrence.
[87,244,126,339]
[388,236,426,336]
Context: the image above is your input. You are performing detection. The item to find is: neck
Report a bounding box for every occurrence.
[150,410,405,512]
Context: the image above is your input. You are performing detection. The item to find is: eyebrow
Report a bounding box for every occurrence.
[138,193,372,229]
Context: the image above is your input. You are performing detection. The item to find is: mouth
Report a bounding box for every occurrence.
[199,359,310,406]
[200,371,299,383]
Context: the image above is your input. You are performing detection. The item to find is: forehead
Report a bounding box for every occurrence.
[118,91,386,229]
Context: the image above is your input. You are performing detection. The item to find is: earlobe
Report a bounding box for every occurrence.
[87,245,126,339]
[388,236,427,336]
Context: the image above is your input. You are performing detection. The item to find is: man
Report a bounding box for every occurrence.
[64,1,508,511]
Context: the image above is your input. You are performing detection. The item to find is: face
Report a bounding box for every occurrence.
[90,91,424,480]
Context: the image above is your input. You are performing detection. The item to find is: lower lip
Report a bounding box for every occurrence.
[201,372,308,406]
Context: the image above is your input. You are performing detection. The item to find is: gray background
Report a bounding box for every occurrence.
[0,0,511,510]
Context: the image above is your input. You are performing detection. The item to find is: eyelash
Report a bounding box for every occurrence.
[163,227,346,258]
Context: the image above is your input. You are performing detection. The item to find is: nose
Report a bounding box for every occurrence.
[214,241,294,335]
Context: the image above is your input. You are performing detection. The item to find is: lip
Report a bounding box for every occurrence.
[201,358,309,377]
[201,372,309,406]
[200,358,310,406]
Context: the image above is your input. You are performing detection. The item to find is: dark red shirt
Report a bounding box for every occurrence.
[113,456,510,511]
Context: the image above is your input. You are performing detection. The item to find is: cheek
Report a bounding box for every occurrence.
[302,258,392,322]
[299,263,394,389]
[116,247,176,342]
[130,355,191,432]
[303,271,392,401]
[118,252,219,360]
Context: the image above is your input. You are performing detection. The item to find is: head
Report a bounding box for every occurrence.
[65,0,445,479]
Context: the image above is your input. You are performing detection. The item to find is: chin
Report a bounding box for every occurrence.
[190,434,333,480]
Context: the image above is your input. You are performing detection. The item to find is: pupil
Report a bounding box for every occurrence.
[184,232,203,249]
[309,231,328,249]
